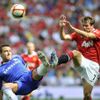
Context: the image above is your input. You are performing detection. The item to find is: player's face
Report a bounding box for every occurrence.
[27,42,35,53]
[82,23,93,32]
[1,46,12,61]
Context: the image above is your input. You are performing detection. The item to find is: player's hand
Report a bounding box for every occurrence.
[59,14,67,27]
[65,20,74,30]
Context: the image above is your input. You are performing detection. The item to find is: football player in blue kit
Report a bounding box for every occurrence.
[0,44,50,100]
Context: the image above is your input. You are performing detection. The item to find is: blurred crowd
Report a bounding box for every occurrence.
[0,0,100,86]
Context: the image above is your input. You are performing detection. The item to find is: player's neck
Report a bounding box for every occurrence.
[2,58,11,64]
[2,60,9,64]
[28,53,33,57]
[28,51,32,54]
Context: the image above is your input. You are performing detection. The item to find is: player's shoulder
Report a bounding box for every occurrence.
[71,32,80,40]
[23,51,37,56]
[93,29,100,33]
[12,55,22,59]
[71,32,79,36]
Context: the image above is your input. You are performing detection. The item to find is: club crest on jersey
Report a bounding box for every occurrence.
[82,40,94,47]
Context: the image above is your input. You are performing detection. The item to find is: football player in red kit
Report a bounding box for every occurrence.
[38,16,100,100]
[58,16,100,100]
[22,42,41,70]
[21,42,41,100]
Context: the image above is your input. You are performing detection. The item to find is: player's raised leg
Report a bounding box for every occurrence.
[30,51,50,81]
[37,50,94,100]
[50,50,74,68]
[37,51,50,67]
[37,50,74,68]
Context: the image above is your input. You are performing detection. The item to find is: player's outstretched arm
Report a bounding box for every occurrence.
[65,19,96,39]
[70,26,96,39]
[59,15,72,40]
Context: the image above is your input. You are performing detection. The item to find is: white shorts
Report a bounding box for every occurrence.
[75,55,99,86]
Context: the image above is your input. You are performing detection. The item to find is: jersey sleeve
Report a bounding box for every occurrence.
[70,32,78,40]
[20,56,26,65]
[16,55,26,65]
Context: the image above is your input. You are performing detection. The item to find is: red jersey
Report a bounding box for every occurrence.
[21,51,41,70]
[71,29,100,64]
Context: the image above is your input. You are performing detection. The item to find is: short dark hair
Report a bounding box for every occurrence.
[80,16,95,25]
[0,44,10,53]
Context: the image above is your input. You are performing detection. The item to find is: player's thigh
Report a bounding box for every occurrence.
[72,50,82,67]
[82,79,93,95]
[75,55,99,86]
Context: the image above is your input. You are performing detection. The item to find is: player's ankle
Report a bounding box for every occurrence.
[37,64,48,76]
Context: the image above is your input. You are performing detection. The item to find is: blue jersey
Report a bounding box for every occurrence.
[0,55,29,89]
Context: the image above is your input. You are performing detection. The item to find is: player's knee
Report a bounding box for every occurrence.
[72,50,81,58]
[72,50,82,67]
[3,83,18,93]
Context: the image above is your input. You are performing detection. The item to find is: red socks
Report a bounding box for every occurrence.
[21,96,30,100]
[67,51,74,60]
